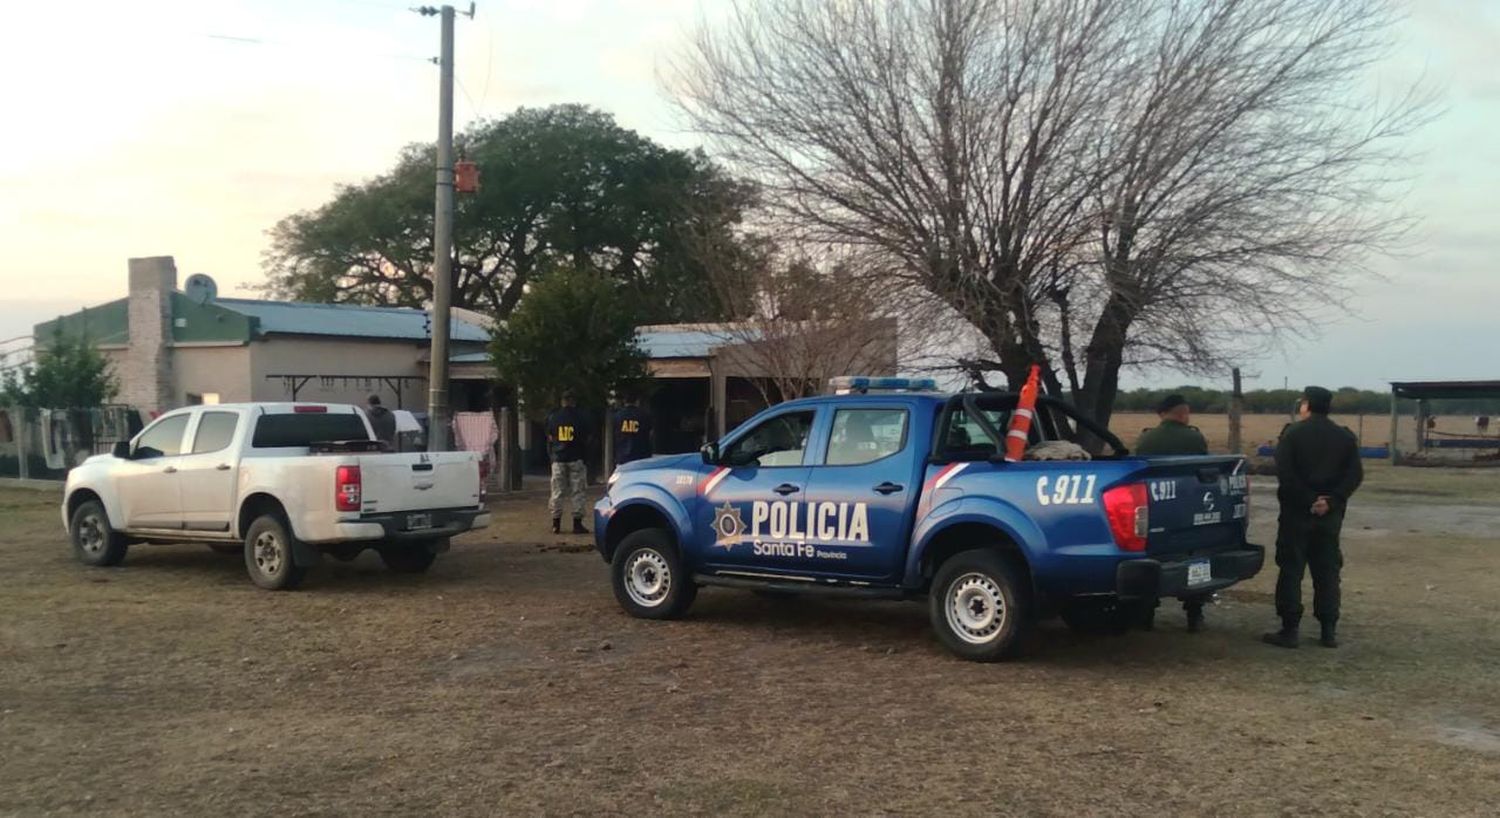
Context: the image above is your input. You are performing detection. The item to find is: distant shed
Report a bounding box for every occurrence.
[1388,380,1500,465]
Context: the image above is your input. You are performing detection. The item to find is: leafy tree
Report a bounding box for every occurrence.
[264,104,754,325]
[2,328,118,409]
[490,266,647,414]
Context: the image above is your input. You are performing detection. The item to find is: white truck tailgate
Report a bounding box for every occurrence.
[359,453,480,514]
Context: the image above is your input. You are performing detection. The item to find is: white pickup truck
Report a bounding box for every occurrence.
[62,402,490,590]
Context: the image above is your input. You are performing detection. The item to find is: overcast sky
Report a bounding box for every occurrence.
[1,0,1494,392]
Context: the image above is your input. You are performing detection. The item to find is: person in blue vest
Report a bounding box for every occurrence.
[612,395,653,466]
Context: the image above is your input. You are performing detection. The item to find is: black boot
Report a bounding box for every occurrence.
[1319,620,1338,649]
[1185,601,1205,633]
[571,516,588,535]
[551,517,561,535]
[1261,618,1299,649]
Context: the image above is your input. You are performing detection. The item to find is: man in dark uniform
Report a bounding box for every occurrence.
[1135,394,1209,456]
[613,395,653,465]
[366,395,397,448]
[1264,386,1363,649]
[546,391,590,535]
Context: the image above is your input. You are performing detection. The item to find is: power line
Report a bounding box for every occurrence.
[203,32,433,64]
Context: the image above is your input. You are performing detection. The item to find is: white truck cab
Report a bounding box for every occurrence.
[62,402,490,589]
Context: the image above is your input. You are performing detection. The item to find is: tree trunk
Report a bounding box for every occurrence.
[1074,292,1135,449]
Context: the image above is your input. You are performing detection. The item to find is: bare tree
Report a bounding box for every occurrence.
[672,0,1428,432]
[699,238,901,404]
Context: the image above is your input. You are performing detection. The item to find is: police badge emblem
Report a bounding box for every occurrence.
[712,501,744,549]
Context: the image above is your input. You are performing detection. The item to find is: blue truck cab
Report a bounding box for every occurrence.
[594,378,1263,661]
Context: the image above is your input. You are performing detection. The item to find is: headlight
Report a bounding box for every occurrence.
[607,470,620,486]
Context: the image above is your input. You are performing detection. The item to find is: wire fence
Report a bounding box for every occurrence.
[0,406,143,482]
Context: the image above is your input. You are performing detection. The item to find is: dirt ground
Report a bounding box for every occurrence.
[3,465,1498,816]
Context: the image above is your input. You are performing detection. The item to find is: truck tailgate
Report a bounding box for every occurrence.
[358,453,481,514]
[1136,456,1250,556]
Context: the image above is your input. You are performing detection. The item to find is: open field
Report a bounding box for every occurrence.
[3,465,1499,816]
[1111,412,1492,455]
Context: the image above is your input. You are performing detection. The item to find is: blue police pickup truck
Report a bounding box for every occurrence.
[593,378,1262,661]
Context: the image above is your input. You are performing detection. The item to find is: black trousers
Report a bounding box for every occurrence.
[1274,509,1344,626]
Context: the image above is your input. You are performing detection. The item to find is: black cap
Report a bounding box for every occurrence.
[367,394,381,406]
[1302,386,1333,414]
[1156,394,1188,414]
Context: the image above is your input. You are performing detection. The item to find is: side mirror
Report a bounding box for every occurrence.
[112,441,132,459]
[700,442,720,465]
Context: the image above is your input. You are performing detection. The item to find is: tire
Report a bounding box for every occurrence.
[378,546,437,573]
[1059,599,1138,636]
[611,528,697,620]
[243,514,307,591]
[69,499,128,567]
[208,543,241,555]
[929,549,1034,662]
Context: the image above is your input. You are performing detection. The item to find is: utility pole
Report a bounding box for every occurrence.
[417,3,472,451]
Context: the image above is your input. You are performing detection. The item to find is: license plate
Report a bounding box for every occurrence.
[406,513,433,530]
[1187,560,1213,587]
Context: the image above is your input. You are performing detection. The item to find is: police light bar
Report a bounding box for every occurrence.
[828,376,939,395]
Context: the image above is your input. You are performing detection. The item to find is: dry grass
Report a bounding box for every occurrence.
[1112,412,1491,455]
[2,474,1499,816]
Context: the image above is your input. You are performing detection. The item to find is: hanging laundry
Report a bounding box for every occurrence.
[452,411,500,464]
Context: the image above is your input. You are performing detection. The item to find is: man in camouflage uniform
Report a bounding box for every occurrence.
[1263,386,1363,649]
[546,391,590,535]
[1135,394,1209,456]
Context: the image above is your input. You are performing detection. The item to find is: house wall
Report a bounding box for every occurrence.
[249,336,435,408]
[173,346,254,405]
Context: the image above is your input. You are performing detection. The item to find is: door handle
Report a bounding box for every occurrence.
[215,464,232,471]
[772,483,800,496]
[873,482,904,495]
[163,466,178,474]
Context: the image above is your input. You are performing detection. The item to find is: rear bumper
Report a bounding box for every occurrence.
[1117,545,1264,600]
[303,508,489,544]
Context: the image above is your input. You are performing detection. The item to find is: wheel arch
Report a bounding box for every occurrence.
[911,520,1035,595]
[236,492,289,540]
[603,500,680,562]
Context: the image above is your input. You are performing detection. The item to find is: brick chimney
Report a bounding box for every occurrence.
[122,256,177,413]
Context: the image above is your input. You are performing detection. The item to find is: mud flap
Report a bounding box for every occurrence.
[291,537,324,567]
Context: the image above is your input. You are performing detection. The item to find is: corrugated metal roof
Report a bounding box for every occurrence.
[215,298,489,342]
[636,327,759,358]
[449,351,490,363]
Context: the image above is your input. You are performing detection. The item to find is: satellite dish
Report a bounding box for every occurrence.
[185,274,218,304]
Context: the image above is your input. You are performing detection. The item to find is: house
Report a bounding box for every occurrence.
[34,256,490,415]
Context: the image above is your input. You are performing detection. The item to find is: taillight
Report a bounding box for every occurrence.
[1103,483,1149,552]
[336,465,362,511]
[294,405,328,413]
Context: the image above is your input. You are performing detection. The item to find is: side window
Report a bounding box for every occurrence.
[722,411,816,468]
[134,414,190,459]
[825,409,908,466]
[191,412,240,454]
[940,406,1004,459]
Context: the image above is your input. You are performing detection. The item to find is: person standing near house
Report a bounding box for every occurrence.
[546,391,589,535]
[613,395,653,465]
[366,395,397,448]
[1263,386,1363,650]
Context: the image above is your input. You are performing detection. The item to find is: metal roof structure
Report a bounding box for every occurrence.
[634,324,762,359]
[216,298,489,342]
[1390,380,1500,401]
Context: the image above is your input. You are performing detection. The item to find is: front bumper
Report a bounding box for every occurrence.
[304,508,490,544]
[1117,545,1265,600]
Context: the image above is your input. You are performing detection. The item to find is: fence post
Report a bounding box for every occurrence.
[16,409,30,480]
[1227,368,1243,455]
[498,406,514,493]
